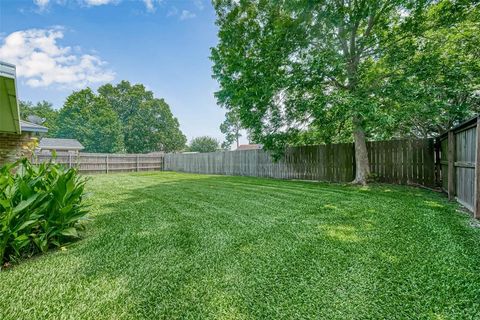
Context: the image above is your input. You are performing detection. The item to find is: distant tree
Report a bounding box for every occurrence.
[19,100,59,136]
[121,99,187,153]
[220,110,242,150]
[56,89,124,153]
[98,81,186,153]
[189,136,219,153]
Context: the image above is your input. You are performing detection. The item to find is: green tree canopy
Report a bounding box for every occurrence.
[56,89,125,153]
[189,136,219,153]
[19,100,59,136]
[375,2,480,138]
[211,0,478,184]
[98,81,186,153]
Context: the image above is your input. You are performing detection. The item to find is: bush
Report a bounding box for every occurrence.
[0,159,88,267]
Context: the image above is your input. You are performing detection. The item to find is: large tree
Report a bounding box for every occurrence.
[56,89,125,153]
[98,81,186,153]
[211,0,478,184]
[19,100,59,136]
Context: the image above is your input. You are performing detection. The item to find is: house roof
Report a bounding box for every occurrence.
[20,120,48,133]
[0,61,21,134]
[39,138,84,150]
[0,62,48,135]
[236,144,263,151]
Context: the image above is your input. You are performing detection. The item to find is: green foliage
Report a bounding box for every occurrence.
[211,0,479,151]
[220,110,242,149]
[56,89,125,153]
[188,136,219,153]
[47,81,186,154]
[98,81,187,153]
[0,159,88,266]
[19,100,59,136]
[374,2,480,138]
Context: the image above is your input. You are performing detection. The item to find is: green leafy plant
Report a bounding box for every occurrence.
[0,159,88,267]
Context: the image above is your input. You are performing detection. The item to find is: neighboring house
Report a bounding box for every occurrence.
[0,61,48,165]
[38,138,84,155]
[235,144,263,151]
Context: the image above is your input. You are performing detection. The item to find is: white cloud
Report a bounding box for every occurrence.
[0,28,115,89]
[180,10,196,20]
[142,0,163,12]
[34,0,162,11]
[33,0,50,9]
[143,0,155,12]
[82,0,117,6]
[32,0,194,17]
[193,0,204,10]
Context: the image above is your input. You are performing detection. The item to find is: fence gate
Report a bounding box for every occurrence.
[438,116,480,217]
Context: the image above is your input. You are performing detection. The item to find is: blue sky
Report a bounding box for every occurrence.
[0,0,240,145]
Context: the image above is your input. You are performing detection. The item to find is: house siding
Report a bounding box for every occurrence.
[0,132,38,166]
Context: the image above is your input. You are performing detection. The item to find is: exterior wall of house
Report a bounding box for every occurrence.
[0,132,38,166]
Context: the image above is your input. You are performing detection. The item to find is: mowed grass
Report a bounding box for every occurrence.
[1,172,480,319]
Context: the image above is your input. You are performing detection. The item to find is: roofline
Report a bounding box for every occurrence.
[0,61,16,79]
[39,147,84,150]
[20,120,49,133]
[0,61,21,134]
[39,138,84,150]
[21,127,49,133]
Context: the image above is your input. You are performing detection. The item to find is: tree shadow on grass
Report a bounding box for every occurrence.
[60,174,480,318]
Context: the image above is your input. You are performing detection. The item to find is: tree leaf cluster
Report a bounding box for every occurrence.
[20,81,187,153]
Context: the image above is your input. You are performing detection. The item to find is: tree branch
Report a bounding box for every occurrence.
[327,75,348,89]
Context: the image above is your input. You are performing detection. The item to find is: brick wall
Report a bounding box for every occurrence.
[0,132,38,166]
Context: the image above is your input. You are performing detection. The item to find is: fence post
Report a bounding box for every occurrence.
[475,117,480,218]
[434,139,441,187]
[68,153,72,168]
[106,155,109,174]
[136,155,139,172]
[448,130,456,200]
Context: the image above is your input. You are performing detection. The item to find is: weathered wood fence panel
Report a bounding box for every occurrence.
[164,139,435,186]
[438,116,479,215]
[164,143,355,182]
[367,139,435,186]
[33,152,164,174]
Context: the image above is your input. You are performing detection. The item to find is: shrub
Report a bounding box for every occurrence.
[0,158,88,267]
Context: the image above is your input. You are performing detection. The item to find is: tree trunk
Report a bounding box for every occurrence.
[352,116,370,185]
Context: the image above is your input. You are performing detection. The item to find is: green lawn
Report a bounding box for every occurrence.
[1,172,480,319]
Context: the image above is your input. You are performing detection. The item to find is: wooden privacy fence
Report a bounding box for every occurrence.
[32,138,437,189]
[33,152,164,174]
[164,138,436,186]
[438,116,480,218]
[166,144,355,182]
[29,123,480,219]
